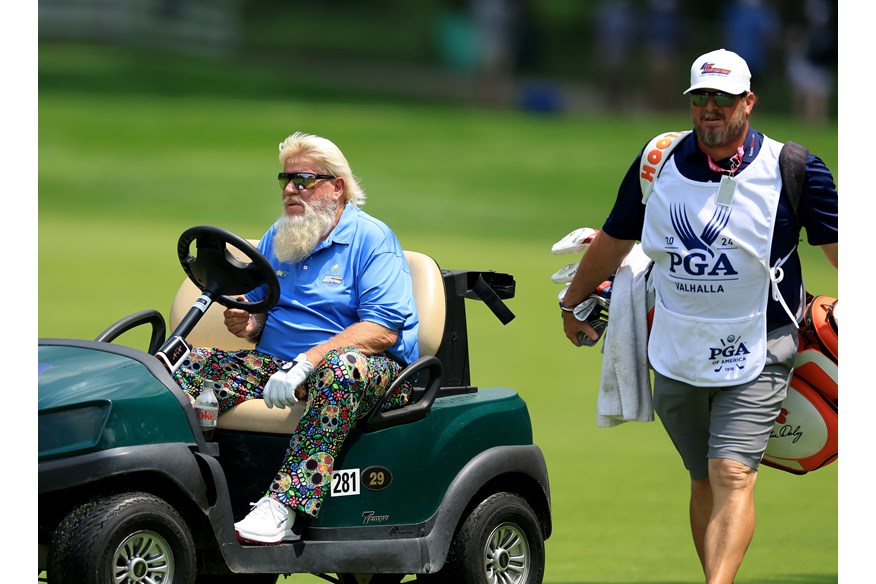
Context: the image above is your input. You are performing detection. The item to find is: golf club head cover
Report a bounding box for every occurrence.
[551,263,578,284]
[551,227,599,255]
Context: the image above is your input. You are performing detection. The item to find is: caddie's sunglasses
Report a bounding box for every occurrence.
[688,90,745,107]
[278,172,335,190]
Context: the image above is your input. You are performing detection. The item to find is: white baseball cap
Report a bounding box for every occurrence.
[683,49,751,95]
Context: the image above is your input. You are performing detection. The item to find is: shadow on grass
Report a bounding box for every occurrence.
[556,577,837,584]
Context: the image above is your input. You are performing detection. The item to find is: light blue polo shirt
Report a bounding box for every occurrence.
[246,204,419,365]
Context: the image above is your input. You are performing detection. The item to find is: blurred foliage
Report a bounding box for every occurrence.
[39,0,837,117]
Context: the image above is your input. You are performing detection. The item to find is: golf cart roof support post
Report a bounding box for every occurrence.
[436,270,472,389]
[435,270,516,391]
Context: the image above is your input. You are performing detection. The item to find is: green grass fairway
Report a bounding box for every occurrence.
[39,43,838,583]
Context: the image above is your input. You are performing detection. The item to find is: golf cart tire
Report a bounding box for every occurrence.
[433,492,545,584]
[47,491,196,584]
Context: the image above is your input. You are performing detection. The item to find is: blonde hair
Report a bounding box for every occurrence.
[278,132,366,207]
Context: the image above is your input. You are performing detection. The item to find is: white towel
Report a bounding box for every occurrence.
[596,245,654,427]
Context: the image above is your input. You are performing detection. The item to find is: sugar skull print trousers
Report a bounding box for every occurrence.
[173,347,411,517]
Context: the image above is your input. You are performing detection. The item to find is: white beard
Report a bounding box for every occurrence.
[272,198,339,263]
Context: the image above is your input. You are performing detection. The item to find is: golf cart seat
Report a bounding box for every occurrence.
[169,247,446,434]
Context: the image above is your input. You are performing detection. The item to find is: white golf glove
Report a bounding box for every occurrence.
[263,354,314,409]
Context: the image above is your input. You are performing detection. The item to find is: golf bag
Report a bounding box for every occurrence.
[762,295,838,475]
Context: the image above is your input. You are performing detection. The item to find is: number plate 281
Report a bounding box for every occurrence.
[330,469,360,497]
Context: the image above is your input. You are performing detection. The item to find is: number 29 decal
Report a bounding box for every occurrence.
[362,466,393,491]
[331,466,394,497]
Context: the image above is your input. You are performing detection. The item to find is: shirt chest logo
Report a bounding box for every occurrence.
[321,264,344,286]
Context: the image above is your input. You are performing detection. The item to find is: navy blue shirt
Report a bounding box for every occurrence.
[603,127,838,324]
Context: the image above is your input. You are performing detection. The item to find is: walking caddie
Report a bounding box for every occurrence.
[560,48,838,583]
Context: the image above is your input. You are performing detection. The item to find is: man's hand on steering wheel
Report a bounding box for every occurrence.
[224,295,262,339]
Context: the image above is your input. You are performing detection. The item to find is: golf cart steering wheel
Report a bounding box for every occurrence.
[177,225,280,314]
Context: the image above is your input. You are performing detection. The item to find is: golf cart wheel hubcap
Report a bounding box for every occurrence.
[113,529,175,583]
[484,522,529,584]
[496,549,510,569]
[130,558,148,578]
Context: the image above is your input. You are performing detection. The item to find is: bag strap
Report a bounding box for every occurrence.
[640,130,691,204]
[779,141,809,230]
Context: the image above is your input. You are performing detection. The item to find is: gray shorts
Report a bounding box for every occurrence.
[652,323,798,480]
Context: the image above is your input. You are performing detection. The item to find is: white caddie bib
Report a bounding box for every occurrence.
[641,137,785,386]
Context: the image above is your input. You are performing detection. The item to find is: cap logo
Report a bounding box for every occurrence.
[700,62,732,77]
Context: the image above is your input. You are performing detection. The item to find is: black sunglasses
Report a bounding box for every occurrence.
[278,172,335,190]
[689,90,745,107]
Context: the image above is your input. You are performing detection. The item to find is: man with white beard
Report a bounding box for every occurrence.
[173,131,419,544]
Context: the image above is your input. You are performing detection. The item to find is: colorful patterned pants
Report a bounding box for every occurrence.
[173,347,411,517]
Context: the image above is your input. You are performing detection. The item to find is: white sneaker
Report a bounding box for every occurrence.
[234,496,299,544]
